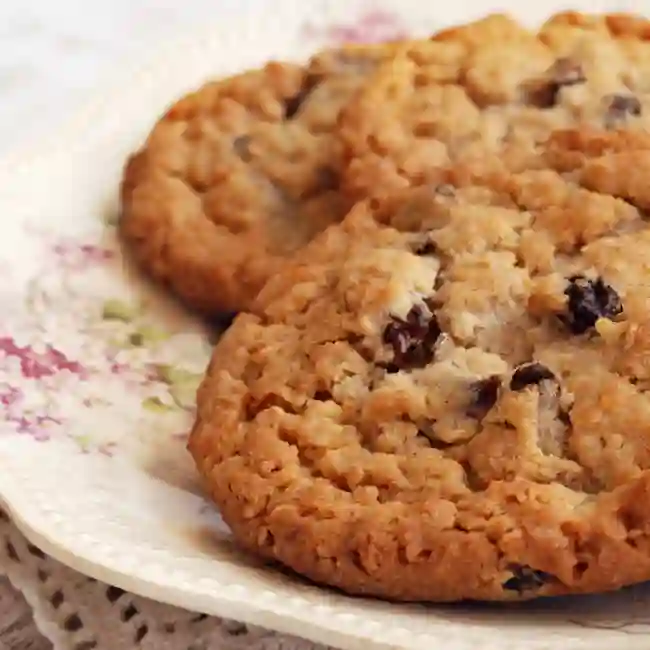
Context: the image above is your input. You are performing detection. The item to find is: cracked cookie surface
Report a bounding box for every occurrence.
[339,11,650,201]
[189,129,650,602]
[119,43,400,315]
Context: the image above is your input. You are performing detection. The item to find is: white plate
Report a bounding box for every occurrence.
[2,1,650,649]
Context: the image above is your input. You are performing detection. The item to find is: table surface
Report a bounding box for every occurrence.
[0,3,252,647]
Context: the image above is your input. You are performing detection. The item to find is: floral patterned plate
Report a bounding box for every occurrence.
[2,1,650,649]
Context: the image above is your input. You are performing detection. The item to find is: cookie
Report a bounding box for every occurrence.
[119,43,402,316]
[189,129,650,602]
[339,11,650,200]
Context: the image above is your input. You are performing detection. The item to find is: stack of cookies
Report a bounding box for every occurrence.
[120,12,650,602]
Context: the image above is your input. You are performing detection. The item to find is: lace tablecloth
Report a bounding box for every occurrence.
[0,511,329,650]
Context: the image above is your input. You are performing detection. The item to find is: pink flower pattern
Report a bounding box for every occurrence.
[0,384,61,440]
[0,7,411,453]
[51,240,116,271]
[0,219,208,451]
[303,8,408,44]
[0,337,87,380]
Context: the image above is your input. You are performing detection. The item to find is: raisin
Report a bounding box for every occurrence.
[382,305,441,371]
[503,565,554,592]
[233,135,252,161]
[284,74,320,119]
[561,275,622,335]
[414,239,437,256]
[510,363,556,391]
[527,58,586,108]
[467,376,501,418]
[316,166,339,191]
[604,93,642,129]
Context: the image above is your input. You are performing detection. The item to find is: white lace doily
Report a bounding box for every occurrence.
[0,511,328,650]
